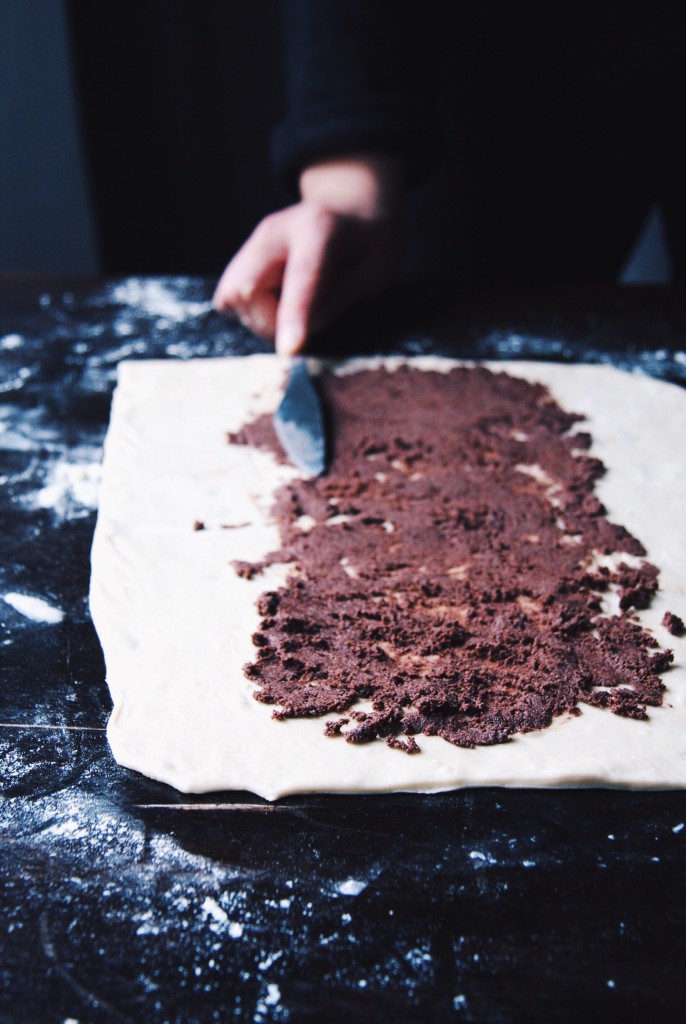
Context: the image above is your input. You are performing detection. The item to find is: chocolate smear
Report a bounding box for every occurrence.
[663,611,685,637]
[229,365,673,751]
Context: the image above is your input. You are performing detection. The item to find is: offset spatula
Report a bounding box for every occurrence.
[273,359,326,476]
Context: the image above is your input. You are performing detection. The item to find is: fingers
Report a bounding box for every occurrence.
[275,207,337,355]
[213,213,287,309]
[241,289,279,341]
[213,203,397,353]
[212,212,292,339]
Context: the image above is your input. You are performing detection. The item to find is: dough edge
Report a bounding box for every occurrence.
[89,356,686,799]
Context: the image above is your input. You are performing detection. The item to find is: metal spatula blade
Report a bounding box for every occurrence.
[273,359,326,476]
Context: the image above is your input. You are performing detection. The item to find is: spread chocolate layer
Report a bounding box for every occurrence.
[229,365,672,751]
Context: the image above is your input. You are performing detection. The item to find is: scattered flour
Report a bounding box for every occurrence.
[108,278,211,324]
[469,849,498,867]
[1,333,23,350]
[0,403,104,522]
[0,404,74,452]
[202,897,229,925]
[264,983,281,1006]
[3,592,64,624]
[0,364,39,393]
[478,332,686,382]
[336,879,368,897]
[35,460,102,520]
[86,339,149,367]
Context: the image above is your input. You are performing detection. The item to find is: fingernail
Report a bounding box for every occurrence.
[277,325,305,355]
[238,281,255,302]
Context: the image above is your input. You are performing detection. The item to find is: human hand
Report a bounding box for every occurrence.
[212,156,402,354]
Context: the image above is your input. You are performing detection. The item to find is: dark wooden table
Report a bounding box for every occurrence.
[2,277,686,1024]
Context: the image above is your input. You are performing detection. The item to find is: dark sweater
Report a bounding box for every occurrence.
[271,3,686,282]
[271,0,443,191]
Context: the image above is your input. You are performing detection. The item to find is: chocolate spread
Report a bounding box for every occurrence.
[229,365,672,752]
[663,611,685,637]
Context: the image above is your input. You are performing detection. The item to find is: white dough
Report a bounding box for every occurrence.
[89,357,686,798]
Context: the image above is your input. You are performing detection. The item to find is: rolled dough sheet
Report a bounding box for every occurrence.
[90,357,686,799]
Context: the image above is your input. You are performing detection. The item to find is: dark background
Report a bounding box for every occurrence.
[0,0,288,277]
[66,0,290,275]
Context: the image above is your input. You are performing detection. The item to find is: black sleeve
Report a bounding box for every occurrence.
[271,0,444,193]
